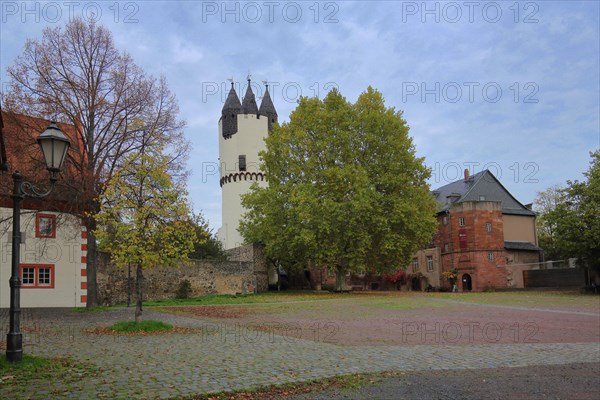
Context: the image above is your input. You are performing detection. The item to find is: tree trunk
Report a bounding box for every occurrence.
[135,264,143,323]
[85,219,99,307]
[335,268,345,291]
[308,260,321,291]
[335,258,348,291]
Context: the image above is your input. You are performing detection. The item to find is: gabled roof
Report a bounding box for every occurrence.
[0,110,84,211]
[0,110,8,171]
[432,169,536,216]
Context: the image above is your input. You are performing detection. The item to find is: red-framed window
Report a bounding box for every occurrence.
[36,213,56,238]
[20,264,55,288]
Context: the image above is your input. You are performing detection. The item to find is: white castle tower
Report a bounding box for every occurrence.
[217,78,277,250]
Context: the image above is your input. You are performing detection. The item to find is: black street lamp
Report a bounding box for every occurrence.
[6,121,70,362]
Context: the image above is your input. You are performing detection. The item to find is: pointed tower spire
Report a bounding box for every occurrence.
[259,82,278,131]
[241,78,259,115]
[222,81,242,112]
[221,81,241,138]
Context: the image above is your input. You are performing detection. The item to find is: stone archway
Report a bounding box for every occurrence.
[411,276,422,291]
[462,273,472,291]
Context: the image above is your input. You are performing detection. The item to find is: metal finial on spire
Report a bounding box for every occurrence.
[247,71,251,82]
[262,80,268,89]
[228,77,234,87]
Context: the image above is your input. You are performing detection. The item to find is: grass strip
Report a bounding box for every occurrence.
[0,354,97,389]
[189,371,405,400]
[108,319,173,332]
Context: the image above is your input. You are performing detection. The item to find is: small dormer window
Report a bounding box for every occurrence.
[239,155,246,171]
[479,195,486,201]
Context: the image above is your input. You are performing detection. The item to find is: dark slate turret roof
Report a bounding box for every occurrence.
[259,85,277,118]
[259,84,278,131]
[221,82,241,139]
[222,83,242,113]
[241,79,259,114]
[432,169,536,216]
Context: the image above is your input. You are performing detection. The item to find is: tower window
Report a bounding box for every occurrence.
[459,217,465,226]
[486,223,492,233]
[239,155,246,171]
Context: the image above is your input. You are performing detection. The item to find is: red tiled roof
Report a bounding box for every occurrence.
[0,111,8,171]
[0,110,86,212]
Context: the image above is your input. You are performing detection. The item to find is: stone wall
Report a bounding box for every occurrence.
[225,243,269,292]
[523,268,586,288]
[97,252,262,306]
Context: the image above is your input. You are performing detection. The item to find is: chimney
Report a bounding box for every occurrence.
[464,168,469,182]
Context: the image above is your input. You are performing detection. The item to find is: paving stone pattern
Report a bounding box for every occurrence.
[0,308,599,399]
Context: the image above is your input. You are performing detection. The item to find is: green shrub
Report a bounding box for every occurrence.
[109,320,173,332]
[175,279,192,299]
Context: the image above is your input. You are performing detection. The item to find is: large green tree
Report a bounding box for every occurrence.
[542,151,600,270]
[188,212,226,260]
[533,184,564,260]
[240,87,437,290]
[95,140,196,321]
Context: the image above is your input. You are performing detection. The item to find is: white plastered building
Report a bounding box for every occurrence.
[0,110,88,308]
[0,209,88,308]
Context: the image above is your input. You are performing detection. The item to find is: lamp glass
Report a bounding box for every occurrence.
[37,122,70,172]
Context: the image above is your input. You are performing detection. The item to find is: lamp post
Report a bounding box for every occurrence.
[6,121,70,362]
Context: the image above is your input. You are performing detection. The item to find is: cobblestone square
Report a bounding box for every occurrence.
[1,292,599,399]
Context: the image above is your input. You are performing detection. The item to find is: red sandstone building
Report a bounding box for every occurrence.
[308,168,542,292]
[416,168,541,291]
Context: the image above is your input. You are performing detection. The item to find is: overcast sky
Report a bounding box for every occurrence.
[1,1,599,229]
